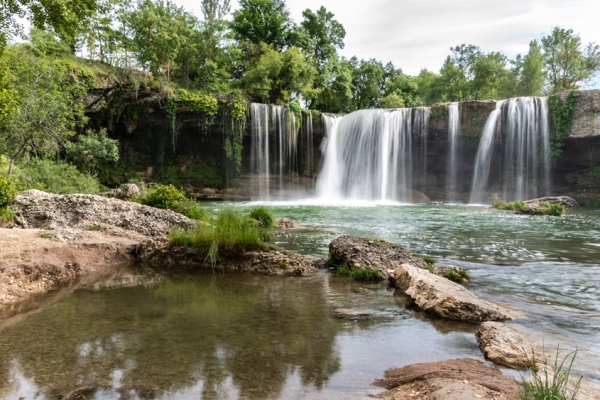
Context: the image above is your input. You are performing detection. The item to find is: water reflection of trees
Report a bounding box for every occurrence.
[0,273,344,399]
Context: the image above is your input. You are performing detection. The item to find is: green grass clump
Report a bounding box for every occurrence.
[443,269,471,283]
[507,200,526,211]
[0,206,15,224]
[491,194,526,211]
[248,206,276,229]
[422,256,437,265]
[524,202,566,216]
[520,348,581,400]
[168,208,271,265]
[337,262,382,281]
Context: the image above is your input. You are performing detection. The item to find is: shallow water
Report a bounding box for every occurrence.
[1,204,599,399]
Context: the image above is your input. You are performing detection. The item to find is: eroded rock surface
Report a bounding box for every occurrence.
[13,189,196,237]
[477,322,543,369]
[373,358,522,400]
[276,217,301,229]
[393,263,513,322]
[523,196,579,209]
[329,236,427,279]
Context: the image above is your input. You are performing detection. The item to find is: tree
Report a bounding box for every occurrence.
[0,39,20,132]
[129,0,198,80]
[241,44,316,104]
[1,46,86,176]
[542,27,600,93]
[201,0,231,27]
[310,56,354,113]
[349,57,385,109]
[296,7,345,72]
[230,0,293,51]
[517,40,545,96]
[0,0,109,52]
[66,129,119,176]
[414,69,443,106]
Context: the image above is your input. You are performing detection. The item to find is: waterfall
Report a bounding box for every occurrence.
[250,103,298,200]
[470,97,551,204]
[315,108,429,202]
[446,102,460,202]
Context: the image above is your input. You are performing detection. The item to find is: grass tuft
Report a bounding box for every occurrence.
[520,347,581,400]
[248,206,276,229]
[168,207,273,265]
[337,262,382,281]
[422,256,437,265]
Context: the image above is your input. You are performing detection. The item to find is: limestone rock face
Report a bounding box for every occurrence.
[477,322,542,369]
[393,263,513,322]
[523,196,579,209]
[329,235,427,278]
[14,189,196,237]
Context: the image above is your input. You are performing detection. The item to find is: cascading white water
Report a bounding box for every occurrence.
[446,103,460,202]
[315,108,429,202]
[250,103,297,200]
[470,97,551,204]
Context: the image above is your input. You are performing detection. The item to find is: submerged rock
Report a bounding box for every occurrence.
[329,235,427,279]
[13,189,196,237]
[477,322,543,369]
[373,358,522,400]
[393,263,513,322]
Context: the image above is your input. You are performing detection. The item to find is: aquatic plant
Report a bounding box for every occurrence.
[336,262,381,282]
[248,206,276,229]
[168,207,272,264]
[520,347,581,400]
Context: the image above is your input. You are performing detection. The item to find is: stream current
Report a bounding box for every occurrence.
[1,204,599,399]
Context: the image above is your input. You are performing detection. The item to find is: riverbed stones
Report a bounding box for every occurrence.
[372,358,522,400]
[13,189,196,237]
[329,235,427,278]
[393,263,513,322]
[476,322,543,369]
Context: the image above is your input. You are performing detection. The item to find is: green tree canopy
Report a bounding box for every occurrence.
[230,0,293,51]
[541,27,600,93]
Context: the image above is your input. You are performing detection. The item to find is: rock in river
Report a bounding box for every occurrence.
[477,321,543,369]
[393,263,513,322]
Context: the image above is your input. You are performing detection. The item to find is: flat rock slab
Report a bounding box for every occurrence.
[373,358,522,400]
[329,235,426,278]
[523,196,579,209]
[14,189,196,237]
[477,322,543,369]
[393,263,513,322]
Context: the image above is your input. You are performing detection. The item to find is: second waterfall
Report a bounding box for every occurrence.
[316,108,430,202]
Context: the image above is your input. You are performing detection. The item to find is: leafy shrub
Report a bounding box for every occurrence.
[524,202,566,216]
[0,206,15,224]
[168,207,271,264]
[507,200,526,211]
[66,128,120,177]
[17,159,101,194]
[491,194,507,209]
[0,175,18,207]
[249,206,276,229]
[140,184,205,220]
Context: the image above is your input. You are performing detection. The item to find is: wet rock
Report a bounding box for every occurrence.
[373,358,522,400]
[393,263,513,322]
[144,245,327,277]
[114,183,141,199]
[14,189,196,237]
[276,217,301,229]
[477,322,543,369]
[329,236,427,279]
[523,196,579,209]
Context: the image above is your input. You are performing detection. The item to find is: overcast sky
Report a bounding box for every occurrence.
[173,0,600,85]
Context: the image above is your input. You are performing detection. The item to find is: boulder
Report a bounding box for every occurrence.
[276,217,301,229]
[114,183,141,199]
[477,322,543,369]
[372,358,522,400]
[329,235,427,279]
[393,263,513,322]
[523,196,579,209]
[13,190,196,238]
